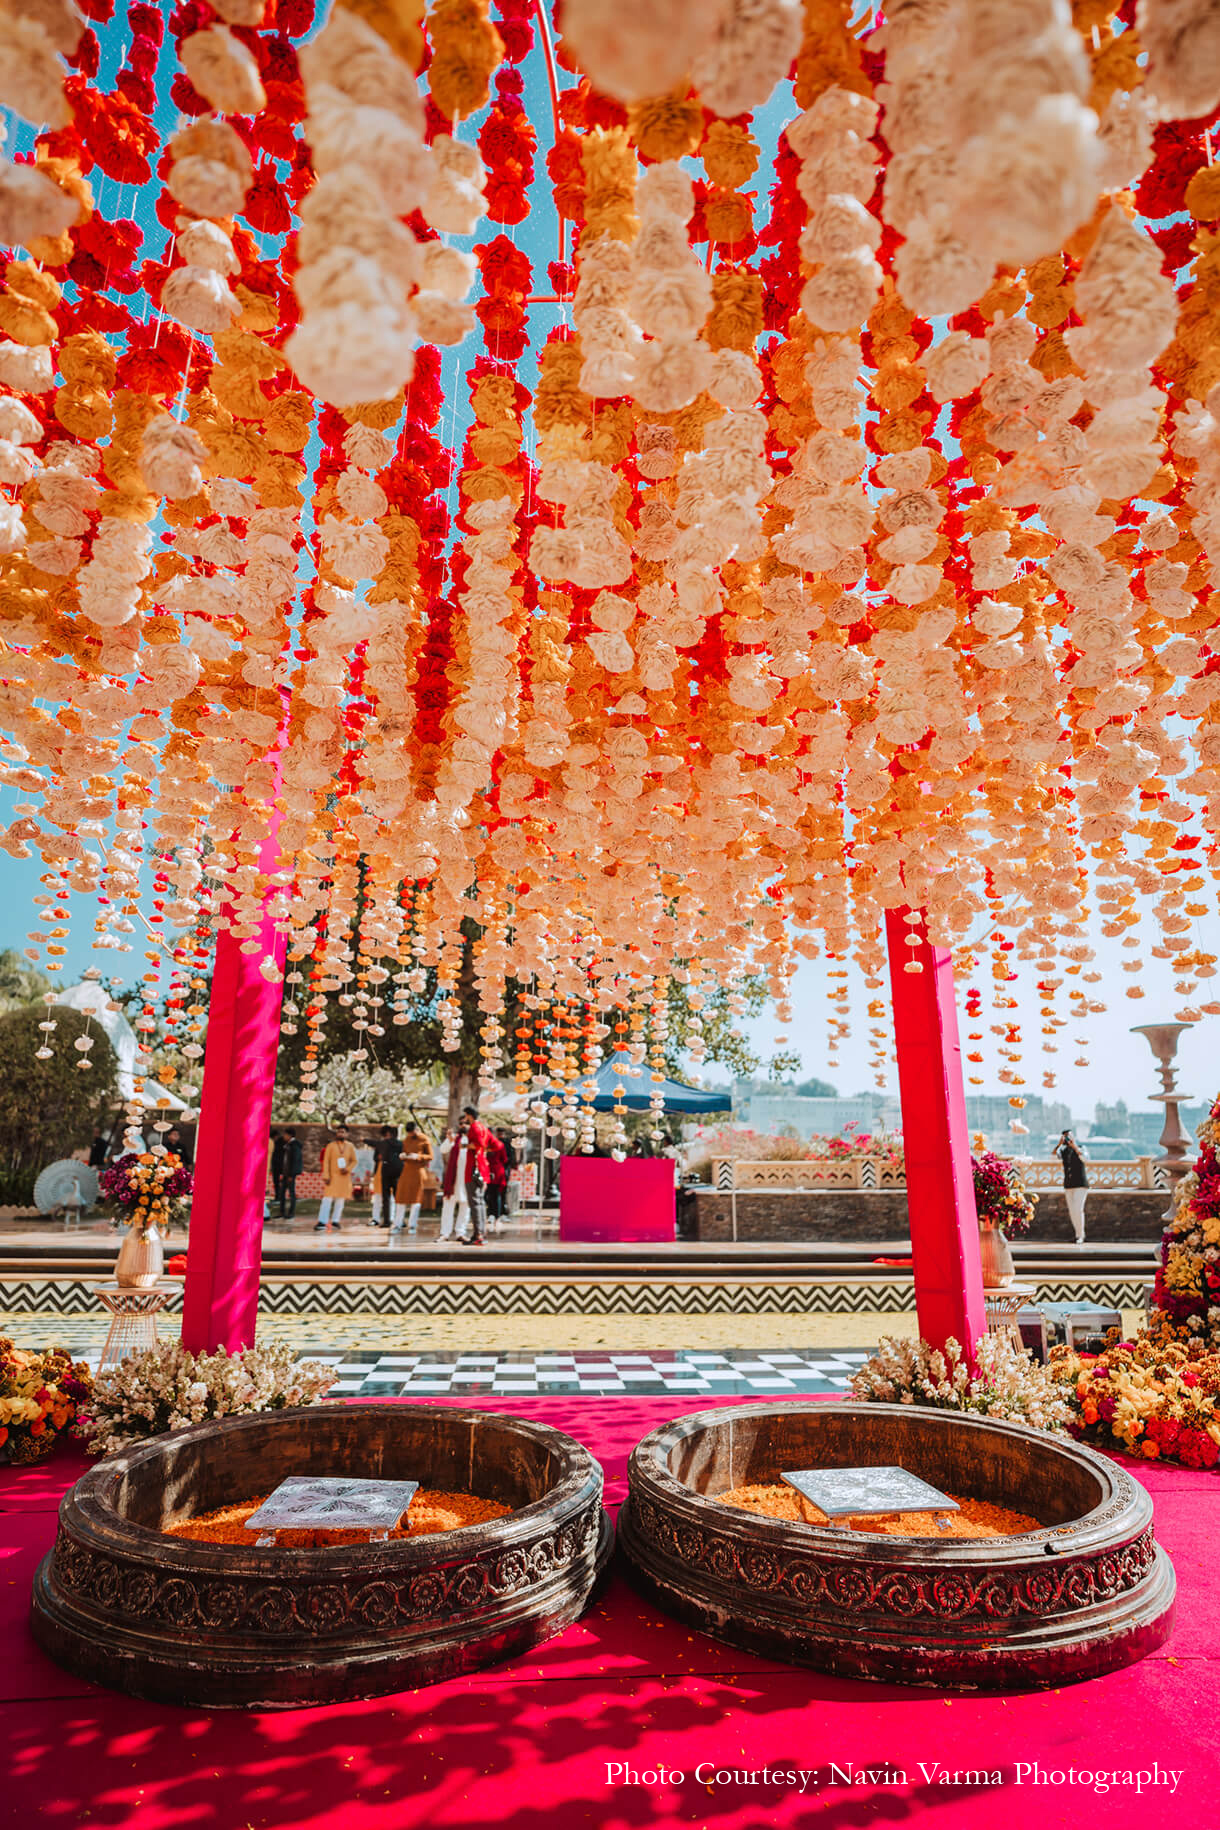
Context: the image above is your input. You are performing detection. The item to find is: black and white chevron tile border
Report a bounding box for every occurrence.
[0,1273,1149,1321]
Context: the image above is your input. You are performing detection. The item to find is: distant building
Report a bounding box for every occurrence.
[732,1080,896,1140]
[964,1094,1073,1155]
[1091,1099,1208,1155]
[730,1079,1169,1158]
[1092,1100,1159,1149]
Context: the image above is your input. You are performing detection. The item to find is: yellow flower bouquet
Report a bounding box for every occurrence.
[0,1338,93,1465]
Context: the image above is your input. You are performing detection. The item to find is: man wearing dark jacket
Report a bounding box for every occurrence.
[274,1129,303,1219]
[373,1125,404,1228]
[1055,1130,1090,1244]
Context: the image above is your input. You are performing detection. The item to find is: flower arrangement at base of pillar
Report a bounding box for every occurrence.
[1051,1336,1220,1471]
[80,1341,336,1458]
[971,1149,1037,1288]
[851,1335,1073,1434]
[99,1151,193,1234]
[0,1339,93,1464]
[971,1151,1037,1239]
[1150,1092,1220,1347]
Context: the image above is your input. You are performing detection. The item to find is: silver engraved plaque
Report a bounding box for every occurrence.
[780,1466,959,1519]
[245,1477,419,1535]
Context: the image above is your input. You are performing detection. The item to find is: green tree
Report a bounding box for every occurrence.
[273,929,491,1130]
[662,975,768,1080]
[0,950,53,1014]
[270,871,783,1126]
[271,1053,442,1125]
[796,1075,838,1097]
[0,1003,118,1203]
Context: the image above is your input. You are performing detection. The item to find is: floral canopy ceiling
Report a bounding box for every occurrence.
[1,0,1219,1114]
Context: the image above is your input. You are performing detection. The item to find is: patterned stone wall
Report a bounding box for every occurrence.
[687,1189,1167,1245]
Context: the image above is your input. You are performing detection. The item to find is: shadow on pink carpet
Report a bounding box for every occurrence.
[1,1395,1213,1830]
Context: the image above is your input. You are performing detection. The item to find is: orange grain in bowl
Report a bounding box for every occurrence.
[716,1483,1039,1539]
[164,1490,513,1548]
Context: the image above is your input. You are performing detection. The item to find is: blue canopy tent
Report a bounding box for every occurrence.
[550,1052,733,1115]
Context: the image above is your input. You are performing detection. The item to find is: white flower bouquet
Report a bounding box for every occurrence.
[81,1340,336,1457]
[850,1333,1074,1434]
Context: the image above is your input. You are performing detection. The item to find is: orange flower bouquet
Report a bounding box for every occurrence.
[0,1338,93,1466]
[99,1152,193,1233]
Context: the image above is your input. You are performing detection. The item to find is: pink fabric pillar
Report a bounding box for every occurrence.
[884,906,987,1357]
[181,825,286,1354]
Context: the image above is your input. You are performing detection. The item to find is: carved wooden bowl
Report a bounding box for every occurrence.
[618,1402,1175,1691]
[31,1403,612,1708]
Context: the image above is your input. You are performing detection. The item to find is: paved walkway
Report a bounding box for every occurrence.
[0,1306,931,1360]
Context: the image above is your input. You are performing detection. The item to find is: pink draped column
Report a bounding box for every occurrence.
[181,801,286,1353]
[884,906,986,1357]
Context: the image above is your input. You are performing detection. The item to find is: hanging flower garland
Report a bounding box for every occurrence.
[0,0,1218,1111]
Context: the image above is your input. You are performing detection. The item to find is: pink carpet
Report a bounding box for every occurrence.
[2,1396,1215,1830]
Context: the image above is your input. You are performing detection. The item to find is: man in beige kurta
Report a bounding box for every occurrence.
[392,1125,432,1235]
[318,1124,356,1232]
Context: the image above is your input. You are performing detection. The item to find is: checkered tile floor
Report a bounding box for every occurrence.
[311,1349,871,1397]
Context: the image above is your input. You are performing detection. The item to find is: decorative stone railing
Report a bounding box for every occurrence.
[711,1157,905,1191]
[710,1156,1168,1192]
[1019,1157,1168,1191]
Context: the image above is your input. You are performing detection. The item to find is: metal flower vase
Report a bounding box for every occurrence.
[978,1220,1015,1289]
[115,1223,164,1290]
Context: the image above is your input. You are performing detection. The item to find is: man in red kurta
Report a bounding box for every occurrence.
[440,1107,490,1245]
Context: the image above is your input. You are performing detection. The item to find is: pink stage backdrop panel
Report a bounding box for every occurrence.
[559,1156,675,1242]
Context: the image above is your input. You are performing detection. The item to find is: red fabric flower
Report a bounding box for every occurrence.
[484,173,531,225]
[478,234,532,296]
[67,28,101,76]
[57,292,137,337]
[476,301,528,360]
[548,260,576,299]
[117,319,213,396]
[547,128,585,222]
[561,79,627,134]
[170,72,211,116]
[154,186,182,235]
[255,34,298,82]
[1136,125,1208,220]
[75,213,142,269]
[243,164,293,236]
[130,3,164,41]
[168,1,212,41]
[66,250,107,292]
[404,343,444,430]
[68,79,160,184]
[493,0,534,62]
[759,250,800,331]
[256,79,307,160]
[117,70,157,113]
[275,0,316,36]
